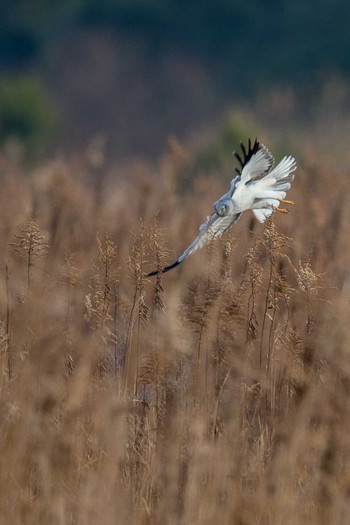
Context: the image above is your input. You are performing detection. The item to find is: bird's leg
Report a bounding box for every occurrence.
[275,198,294,214]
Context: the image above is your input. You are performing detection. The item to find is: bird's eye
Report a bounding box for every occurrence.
[220,205,226,215]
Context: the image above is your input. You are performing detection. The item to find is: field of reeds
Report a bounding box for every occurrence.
[0,134,349,525]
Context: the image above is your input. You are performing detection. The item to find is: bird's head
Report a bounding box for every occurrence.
[214,198,234,217]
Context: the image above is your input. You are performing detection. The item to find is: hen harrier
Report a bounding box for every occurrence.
[148,139,296,276]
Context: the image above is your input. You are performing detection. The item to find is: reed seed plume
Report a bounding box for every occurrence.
[147,219,170,311]
[10,217,49,291]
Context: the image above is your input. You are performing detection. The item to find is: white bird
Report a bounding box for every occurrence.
[148,139,296,276]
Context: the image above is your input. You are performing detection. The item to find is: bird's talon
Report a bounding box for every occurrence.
[279,199,294,205]
[276,207,288,214]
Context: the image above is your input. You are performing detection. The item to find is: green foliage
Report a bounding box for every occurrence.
[0,75,58,154]
[220,115,254,155]
[191,114,255,174]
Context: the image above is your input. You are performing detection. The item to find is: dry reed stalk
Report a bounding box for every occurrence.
[125,223,149,394]
[295,258,324,336]
[84,234,119,379]
[10,217,49,292]
[239,238,262,346]
[146,219,169,350]
[5,265,12,379]
[60,252,80,341]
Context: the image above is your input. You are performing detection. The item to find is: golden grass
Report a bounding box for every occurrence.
[0,141,349,524]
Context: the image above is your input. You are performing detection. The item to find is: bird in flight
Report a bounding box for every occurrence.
[148,139,296,276]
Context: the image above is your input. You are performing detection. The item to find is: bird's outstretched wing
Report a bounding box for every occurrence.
[223,139,275,200]
[234,139,274,180]
[147,212,241,276]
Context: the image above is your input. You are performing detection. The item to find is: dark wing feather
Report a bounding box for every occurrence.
[234,139,260,177]
[148,259,181,276]
[234,151,243,168]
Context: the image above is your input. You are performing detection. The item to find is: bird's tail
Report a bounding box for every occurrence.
[252,156,296,223]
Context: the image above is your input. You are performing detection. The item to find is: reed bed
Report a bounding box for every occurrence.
[0,140,349,524]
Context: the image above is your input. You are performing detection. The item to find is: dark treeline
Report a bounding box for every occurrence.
[2,0,349,89]
[1,1,350,160]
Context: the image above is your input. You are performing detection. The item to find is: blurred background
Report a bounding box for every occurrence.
[2,0,350,164]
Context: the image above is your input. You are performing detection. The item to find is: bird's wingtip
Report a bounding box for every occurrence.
[147,259,182,277]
